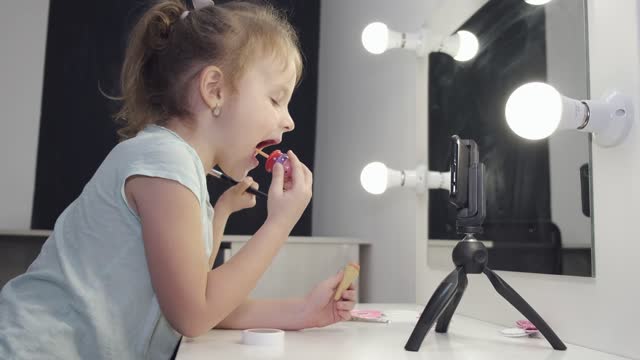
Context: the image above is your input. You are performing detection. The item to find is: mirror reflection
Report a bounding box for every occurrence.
[427,0,593,277]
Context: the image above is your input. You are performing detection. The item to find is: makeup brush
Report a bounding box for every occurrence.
[334,263,360,300]
[207,169,268,198]
[256,149,269,158]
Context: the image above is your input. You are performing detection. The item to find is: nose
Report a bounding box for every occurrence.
[282,111,295,132]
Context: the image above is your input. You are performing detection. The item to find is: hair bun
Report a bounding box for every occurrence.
[146,2,184,51]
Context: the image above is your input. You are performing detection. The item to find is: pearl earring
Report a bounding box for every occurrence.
[213,103,221,117]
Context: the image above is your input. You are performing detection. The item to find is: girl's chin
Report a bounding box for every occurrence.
[221,155,260,180]
[229,167,251,181]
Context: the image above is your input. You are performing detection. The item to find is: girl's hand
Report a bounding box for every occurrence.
[302,271,357,328]
[214,177,259,215]
[266,151,312,231]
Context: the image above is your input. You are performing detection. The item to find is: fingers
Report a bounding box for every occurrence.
[247,192,257,207]
[269,163,284,196]
[237,177,257,206]
[286,151,305,191]
[283,179,294,192]
[306,166,313,189]
[249,179,259,191]
[244,177,259,200]
[340,289,357,301]
[273,150,311,193]
[338,310,352,321]
[300,161,312,188]
[235,177,253,193]
[237,177,259,196]
[288,151,312,188]
[336,300,356,311]
[328,270,344,288]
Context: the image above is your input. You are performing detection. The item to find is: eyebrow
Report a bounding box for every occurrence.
[273,85,293,99]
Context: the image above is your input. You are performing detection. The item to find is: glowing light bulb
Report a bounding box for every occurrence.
[525,0,552,5]
[360,162,389,194]
[505,82,563,140]
[361,22,390,55]
[506,82,633,147]
[454,30,479,61]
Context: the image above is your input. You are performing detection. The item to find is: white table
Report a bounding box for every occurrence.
[223,236,369,301]
[176,304,628,359]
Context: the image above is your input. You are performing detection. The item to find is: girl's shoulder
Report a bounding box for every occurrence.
[106,125,206,198]
[113,125,200,166]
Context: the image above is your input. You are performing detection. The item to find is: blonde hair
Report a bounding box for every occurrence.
[115,0,303,140]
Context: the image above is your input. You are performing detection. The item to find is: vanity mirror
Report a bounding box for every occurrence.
[427,0,593,277]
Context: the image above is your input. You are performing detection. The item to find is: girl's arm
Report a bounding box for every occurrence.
[208,176,258,269]
[208,207,230,269]
[128,156,312,337]
[216,298,309,330]
[216,273,358,330]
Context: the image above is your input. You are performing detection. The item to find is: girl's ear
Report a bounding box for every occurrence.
[199,65,224,109]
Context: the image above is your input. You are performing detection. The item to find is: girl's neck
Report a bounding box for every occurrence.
[163,117,217,172]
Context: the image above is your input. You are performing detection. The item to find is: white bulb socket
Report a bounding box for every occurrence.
[361,23,478,61]
[427,170,451,191]
[360,163,451,194]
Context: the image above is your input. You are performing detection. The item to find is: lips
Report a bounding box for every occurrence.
[255,139,281,153]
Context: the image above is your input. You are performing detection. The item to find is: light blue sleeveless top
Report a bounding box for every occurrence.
[0,125,214,359]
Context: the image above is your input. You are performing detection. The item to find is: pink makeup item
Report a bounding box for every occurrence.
[516,320,539,334]
[516,320,537,330]
[500,320,540,338]
[350,310,389,324]
[351,310,383,319]
[256,149,292,181]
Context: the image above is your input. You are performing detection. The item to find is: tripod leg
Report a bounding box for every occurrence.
[483,267,567,351]
[405,267,466,352]
[435,271,468,333]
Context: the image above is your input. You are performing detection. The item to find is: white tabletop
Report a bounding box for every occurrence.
[222,235,370,245]
[176,304,628,360]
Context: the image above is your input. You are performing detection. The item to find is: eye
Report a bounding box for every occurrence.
[270,98,280,106]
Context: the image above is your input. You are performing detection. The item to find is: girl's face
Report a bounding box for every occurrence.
[214,56,297,180]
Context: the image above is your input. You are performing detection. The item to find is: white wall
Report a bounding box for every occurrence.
[313,0,484,303]
[417,0,640,358]
[0,1,50,230]
[313,0,432,302]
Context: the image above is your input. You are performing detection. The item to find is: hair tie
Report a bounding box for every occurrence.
[181,0,215,20]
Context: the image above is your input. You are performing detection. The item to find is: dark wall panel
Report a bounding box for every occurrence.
[32,0,320,236]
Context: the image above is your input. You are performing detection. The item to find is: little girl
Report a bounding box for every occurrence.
[0,1,356,359]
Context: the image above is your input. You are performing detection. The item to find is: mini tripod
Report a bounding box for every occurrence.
[405,136,566,352]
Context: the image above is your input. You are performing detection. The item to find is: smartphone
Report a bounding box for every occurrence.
[449,135,469,208]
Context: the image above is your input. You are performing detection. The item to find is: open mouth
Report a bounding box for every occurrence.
[255,139,279,153]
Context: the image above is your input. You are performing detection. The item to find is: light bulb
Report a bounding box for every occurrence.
[361,22,390,55]
[360,163,452,194]
[360,162,389,194]
[525,0,552,5]
[440,30,479,61]
[361,24,478,60]
[505,82,563,140]
[505,82,633,147]
[454,30,479,61]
